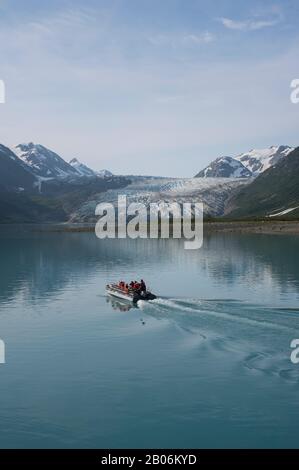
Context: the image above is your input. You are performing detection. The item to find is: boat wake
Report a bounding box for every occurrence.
[138,296,299,333]
[136,296,299,383]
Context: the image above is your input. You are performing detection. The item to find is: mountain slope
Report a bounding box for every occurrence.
[69,158,96,177]
[226,147,299,218]
[13,143,79,179]
[97,169,113,177]
[235,145,294,176]
[0,174,131,223]
[69,158,113,178]
[195,145,294,179]
[0,192,67,223]
[196,156,251,178]
[0,144,37,192]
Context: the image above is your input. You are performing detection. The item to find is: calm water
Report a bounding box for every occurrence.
[0,226,299,448]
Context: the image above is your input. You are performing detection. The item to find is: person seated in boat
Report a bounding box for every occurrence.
[134,282,141,291]
[129,281,135,292]
[140,279,146,293]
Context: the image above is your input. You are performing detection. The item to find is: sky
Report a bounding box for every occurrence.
[0,0,299,176]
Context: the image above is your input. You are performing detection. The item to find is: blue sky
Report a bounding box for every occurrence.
[0,0,298,176]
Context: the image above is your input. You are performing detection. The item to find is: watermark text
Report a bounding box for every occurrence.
[290,79,299,104]
[0,339,5,364]
[290,339,299,364]
[0,80,5,103]
[95,195,203,250]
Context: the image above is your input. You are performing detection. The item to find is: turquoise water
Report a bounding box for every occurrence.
[0,227,299,448]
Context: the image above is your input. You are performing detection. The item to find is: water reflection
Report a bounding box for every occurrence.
[1,226,299,448]
[106,296,136,312]
[1,227,299,307]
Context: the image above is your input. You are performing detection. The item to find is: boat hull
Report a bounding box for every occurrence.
[106,284,156,304]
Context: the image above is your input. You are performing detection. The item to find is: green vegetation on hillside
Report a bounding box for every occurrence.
[226,147,299,218]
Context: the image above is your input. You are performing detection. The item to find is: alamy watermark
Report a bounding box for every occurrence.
[290,339,299,364]
[290,79,299,104]
[95,195,203,250]
[0,339,5,364]
[0,79,5,103]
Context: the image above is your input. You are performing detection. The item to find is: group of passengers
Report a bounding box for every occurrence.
[118,279,146,294]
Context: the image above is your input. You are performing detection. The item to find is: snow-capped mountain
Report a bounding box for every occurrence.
[196,145,294,179]
[8,141,114,185]
[0,144,37,192]
[196,156,251,178]
[69,158,96,177]
[69,159,113,178]
[97,169,113,178]
[235,145,294,176]
[226,147,299,218]
[13,143,79,179]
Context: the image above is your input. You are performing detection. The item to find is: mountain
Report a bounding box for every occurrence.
[97,169,113,177]
[0,144,37,192]
[0,176,131,223]
[13,143,79,179]
[195,145,294,179]
[69,158,96,177]
[226,147,299,218]
[69,158,113,178]
[235,145,294,176]
[195,156,251,178]
[0,141,131,222]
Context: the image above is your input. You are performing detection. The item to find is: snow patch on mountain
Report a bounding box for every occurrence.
[196,156,251,178]
[235,145,294,176]
[33,175,53,193]
[13,143,79,179]
[196,145,294,179]
[0,143,38,192]
[97,169,113,177]
[268,206,299,217]
[69,158,96,177]
[69,158,113,178]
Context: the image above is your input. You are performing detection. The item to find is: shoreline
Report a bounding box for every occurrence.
[23,219,299,235]
[203,220,299,234]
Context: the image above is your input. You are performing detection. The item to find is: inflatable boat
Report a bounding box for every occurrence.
[106,283,157,304]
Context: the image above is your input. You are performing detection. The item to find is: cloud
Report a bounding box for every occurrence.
[0,3,297,176]
[183,32,214,44]
[148,31,215,47]
[219,16,280,32]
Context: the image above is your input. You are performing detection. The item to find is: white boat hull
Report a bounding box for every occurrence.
[107,289,135,302]
[106,284,156,304]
